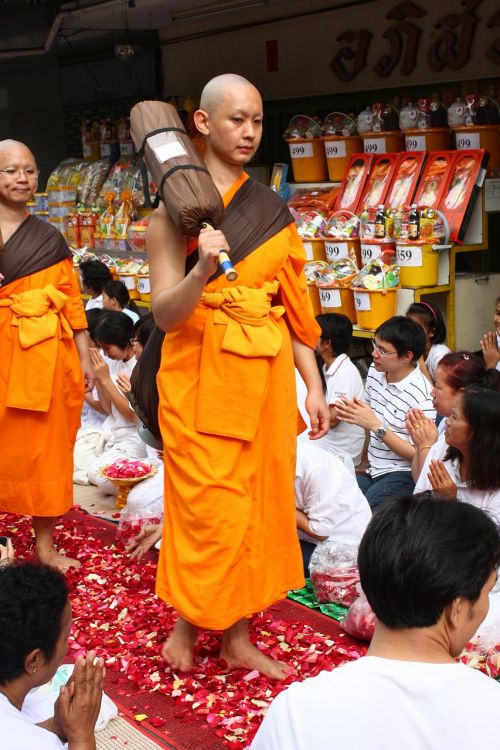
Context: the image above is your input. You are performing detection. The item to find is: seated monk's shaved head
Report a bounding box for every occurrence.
[200,74,261,115]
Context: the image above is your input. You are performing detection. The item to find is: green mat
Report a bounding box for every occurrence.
[288,579,348,621]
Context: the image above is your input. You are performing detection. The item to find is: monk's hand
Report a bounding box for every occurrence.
[406,407,438,449]
[196,227,229,281]
[0,537,14,566]
[89,347,110,383]
[428,459,457,500]
[126,522,163,560]
[335,396,378,430]
[305,389,330,439]
[480,332,500,370]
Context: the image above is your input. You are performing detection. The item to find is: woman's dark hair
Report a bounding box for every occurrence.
[406,301,447,345]
[444,385,500,491]
[358,493,500,630]
[93,310,134,349]
[79,260,113,295]
[103,280,139,315]
[133,312,155,348]
[438,351,500,392]
[0,562,69,684]
[375,316,426,361]
[85,307,105,341]
[316,313,352,356]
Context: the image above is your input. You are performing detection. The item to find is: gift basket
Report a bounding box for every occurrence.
[322,112,362,182]
[284,115,328,182]
[315,258,358,322]
[351,258,399,330]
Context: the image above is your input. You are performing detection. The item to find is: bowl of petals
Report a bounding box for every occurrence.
[101,459,157,510]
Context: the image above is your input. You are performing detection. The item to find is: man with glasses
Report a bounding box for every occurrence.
[336,316,435,508]
[0,139,92,571]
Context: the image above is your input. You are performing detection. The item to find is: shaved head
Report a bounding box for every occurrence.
[0,139,36,164]
[200,74,261,115]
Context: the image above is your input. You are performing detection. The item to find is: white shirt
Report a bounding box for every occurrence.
[0,692,65,750]
[365,364,435,477]
[497,334,500,372]
[123,308,140,324]
[251,657,500,750]
[101,356,138,444]
[85,294,103,310]
[322,354,365,466]
[425,343,451,381]
[414,433,500,523]
[295,442,371,544]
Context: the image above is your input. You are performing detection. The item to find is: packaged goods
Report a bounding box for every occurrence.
[341,588,377,641]
[77,159,112,206]
[127,216,150,254]
[95,192,116,241]
[288,186,339,212]
[352,258,400,290]
[295,210,327,239]
[315,258,359,288]
[310,539,360,607]
[113,190,134,240]
[358,154,398,210]
[322,211,360,239]
[438,149,489,241]
[386,151,427,209]
[336,154,373,213]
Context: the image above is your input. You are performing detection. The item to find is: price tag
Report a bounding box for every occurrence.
[396,245,422,267]
[354,292,371,311]
[137,277,150,293]
[325,241,349,260]
[405,135,426,151]
[456,132,480,150]
[325,140,347,159]
[302,241,314,260]
[120,142,135,156]
[82,143,91,158]
[361,243,381,264]
[319,288,341,308]
[289,142,313,159]
[119,274,136,290]
[363,138,386,154]
[100,143,111,157]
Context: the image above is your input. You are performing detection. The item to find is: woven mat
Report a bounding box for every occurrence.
[288,579,348,621]
[97,716,170,749]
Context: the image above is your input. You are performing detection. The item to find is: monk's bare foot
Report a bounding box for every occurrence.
[220,619,293,680]
[161,617,198,672]
[36,545,81,573]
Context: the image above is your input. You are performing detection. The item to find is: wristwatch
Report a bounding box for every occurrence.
[373,424,387,440]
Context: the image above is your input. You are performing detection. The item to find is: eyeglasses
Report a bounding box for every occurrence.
[0,167,39,178]
[372,342,398,357]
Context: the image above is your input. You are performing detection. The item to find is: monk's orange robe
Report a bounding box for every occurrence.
[0,258,87,516]
[156,174,321,629]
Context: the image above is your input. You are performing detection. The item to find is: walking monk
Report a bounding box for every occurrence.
[147,74,330,679]
[0,140,92,571]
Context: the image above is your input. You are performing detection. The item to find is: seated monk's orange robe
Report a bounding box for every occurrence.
[0,251,87,517]
[156,174,321,630]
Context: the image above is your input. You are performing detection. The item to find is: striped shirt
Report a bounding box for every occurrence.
[365,364,436,478]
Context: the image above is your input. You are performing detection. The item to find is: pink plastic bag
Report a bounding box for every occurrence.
[341,590,377,641]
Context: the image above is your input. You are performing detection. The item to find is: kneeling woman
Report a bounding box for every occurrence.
[88,311,148,492]
[414,385,500,519]
[0,562,104,749]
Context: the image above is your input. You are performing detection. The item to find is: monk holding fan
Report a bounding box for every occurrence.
[0,140,92,571]
[146,74,329,678]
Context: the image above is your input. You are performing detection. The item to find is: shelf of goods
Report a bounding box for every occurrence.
[289,180,492,350]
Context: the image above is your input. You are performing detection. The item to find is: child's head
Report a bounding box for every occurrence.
[406,302,447,350]
[358,493,500,655]
[93,311,134,361]
[373,316,426,373]
[102,280,130,312]
[494,296,500,336]
[316,313,353,359]
[79,260,113,297]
